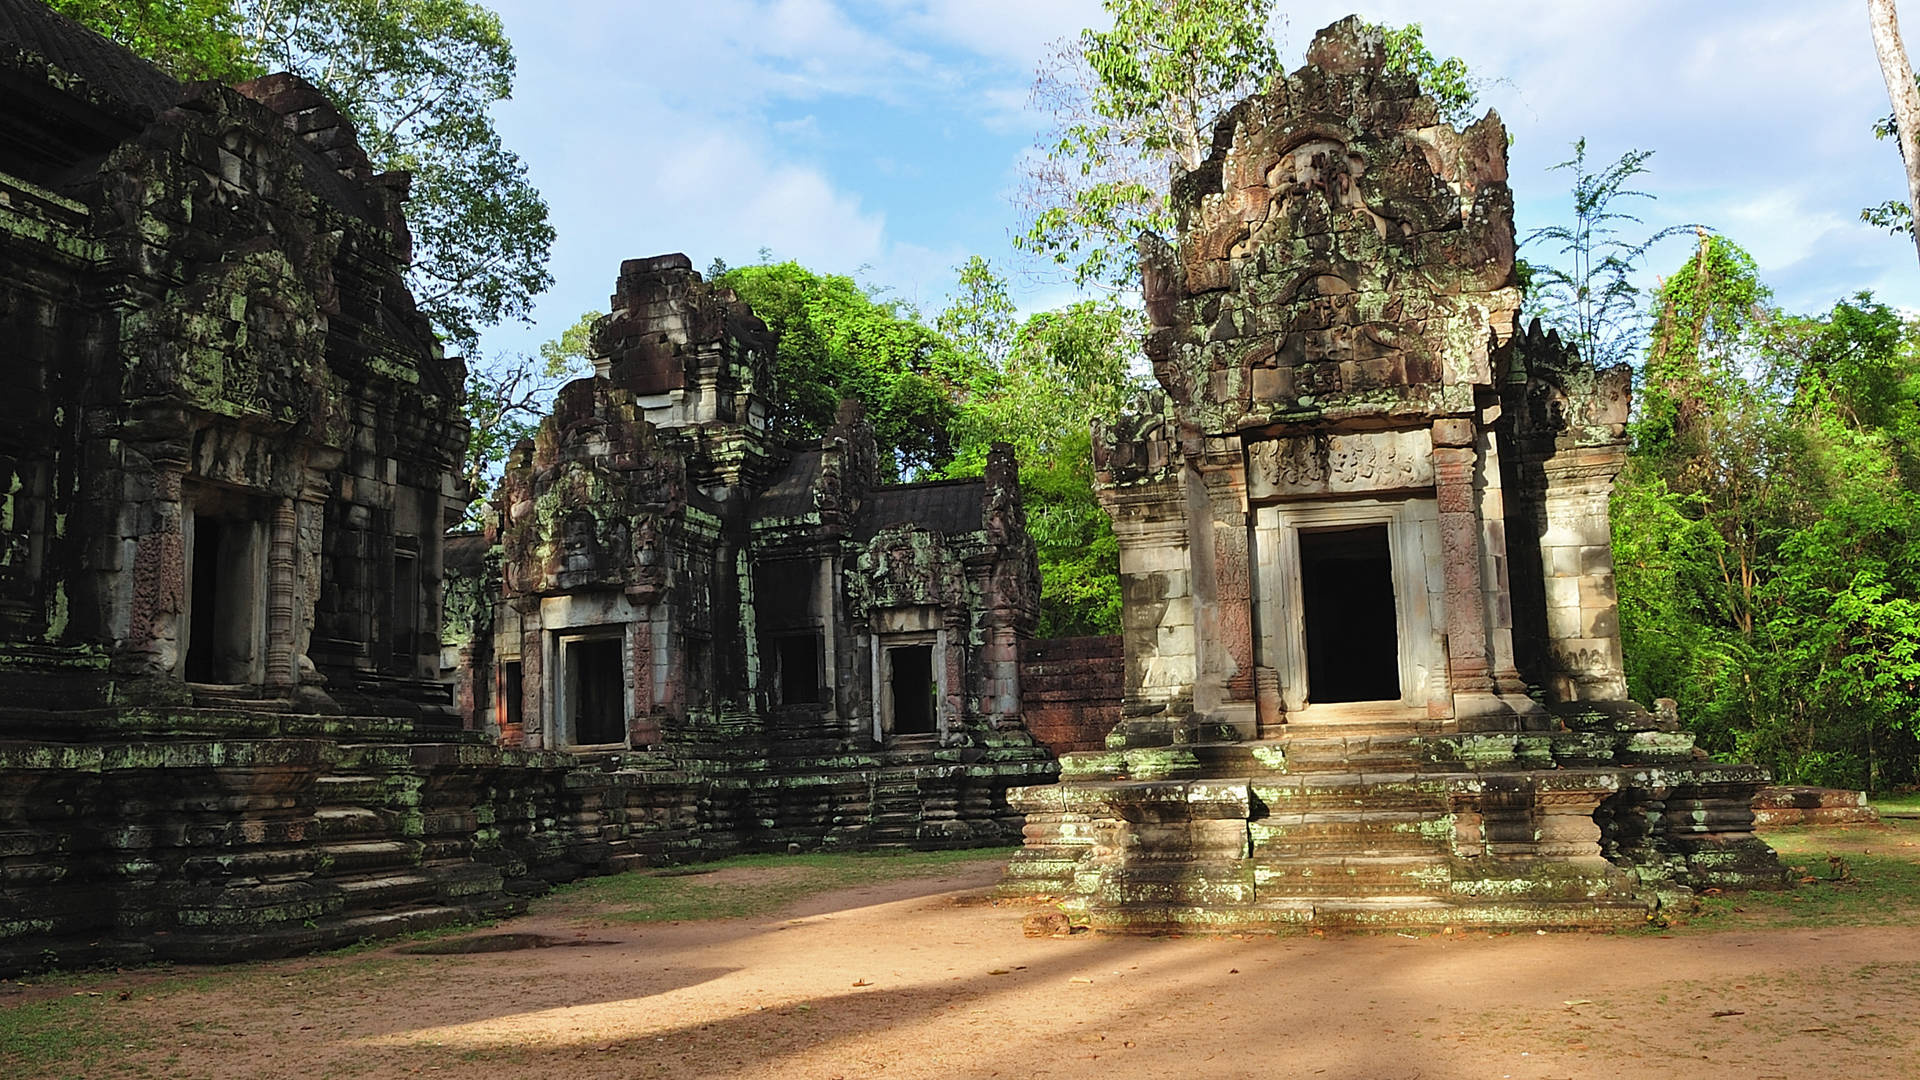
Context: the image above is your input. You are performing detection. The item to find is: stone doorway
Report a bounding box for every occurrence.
[183,510,263,685]
[1253,497,1445,717]
[562,636,626,747]
[886,644,936,735]
[1299,525,1401,704]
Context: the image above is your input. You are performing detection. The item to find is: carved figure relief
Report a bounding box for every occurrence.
[1246,430,1434,501]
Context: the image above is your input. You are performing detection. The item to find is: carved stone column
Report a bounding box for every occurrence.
[1434,419,1515,728]
[291,464,336,710]
[1197,433,1255,737]
[265,498,298,694]
[519,611,545,750]
[121,441,190,681]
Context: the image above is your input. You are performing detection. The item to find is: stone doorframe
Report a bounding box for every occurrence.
[868,621,949,743]
[1251,496,1448,719]
[549,627,633,751]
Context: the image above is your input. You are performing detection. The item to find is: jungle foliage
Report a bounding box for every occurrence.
[48,0,554,354]
[1613,235,1920,792]
[715,256,1142,638]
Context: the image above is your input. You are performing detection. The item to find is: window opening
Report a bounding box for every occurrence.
[1299,525,1401,704]
[390,544,419,664]
[776,634,822,705]
[501,660,523,732]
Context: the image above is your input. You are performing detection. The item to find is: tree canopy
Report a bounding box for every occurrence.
[714,261,967,482]
[1615,235,1920,791]
[49,0,554,354]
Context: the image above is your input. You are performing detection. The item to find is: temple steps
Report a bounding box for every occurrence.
[1081,895,1652,933]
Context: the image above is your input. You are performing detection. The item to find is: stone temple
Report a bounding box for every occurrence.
[0,2,1784,970]
[0,0,1049,972]
[1001,19,1784,930]
[446,252,1055,848]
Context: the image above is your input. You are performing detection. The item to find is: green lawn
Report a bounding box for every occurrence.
[1677,817,1920,931]
[1871,793,1920,816]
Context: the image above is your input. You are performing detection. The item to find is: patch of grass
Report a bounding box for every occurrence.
[0,994,152,1078]
[1676,822,1920,931]
[539,846,1014,923]
[1872,792,1920,816]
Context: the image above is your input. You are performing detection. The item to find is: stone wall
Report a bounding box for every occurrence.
[0,711,706,973]
[1018,636,1123,754]
[1750,786,1880,827]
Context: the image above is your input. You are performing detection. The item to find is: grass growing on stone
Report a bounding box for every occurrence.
[1677,819,1920,931]
[539,846,1016,924]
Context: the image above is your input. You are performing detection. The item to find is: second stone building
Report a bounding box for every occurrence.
[451,254,1055,849]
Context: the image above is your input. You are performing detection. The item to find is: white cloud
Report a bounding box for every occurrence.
[474,0,1920,359]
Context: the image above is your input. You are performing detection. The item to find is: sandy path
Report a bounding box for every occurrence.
[12,858,1919,1080]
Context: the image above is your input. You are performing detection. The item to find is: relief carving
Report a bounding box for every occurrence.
[1246,430,1434,500]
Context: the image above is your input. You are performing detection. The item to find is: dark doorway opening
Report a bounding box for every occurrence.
[185,515,223,682]
[184,513,258,684]
[389,543,419,669]
[1300,525,1401,704]
[888,644,935,735]
[567,638,626,745]
[776,634,822,704]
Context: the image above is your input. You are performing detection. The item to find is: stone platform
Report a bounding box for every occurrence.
[0,706,1053,974]
[1003,715,1784,932]
[0,708,707,973]
[1750,786,1881,827]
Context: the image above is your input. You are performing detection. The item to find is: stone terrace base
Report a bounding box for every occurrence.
[0,710,1051,974]
[1003,716,1785,933]
[1751,786,1881,828]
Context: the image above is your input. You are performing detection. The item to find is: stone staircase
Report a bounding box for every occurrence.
[1003,715,1776,932]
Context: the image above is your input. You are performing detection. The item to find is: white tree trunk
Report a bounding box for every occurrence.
[1870,0,1920,265]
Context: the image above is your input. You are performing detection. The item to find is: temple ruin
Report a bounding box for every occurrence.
[446,253,1055,848]
[1002,19,1784,930]
[0,1,1051,972]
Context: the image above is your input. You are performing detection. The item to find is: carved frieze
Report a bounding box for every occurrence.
[1245,429,1434,500]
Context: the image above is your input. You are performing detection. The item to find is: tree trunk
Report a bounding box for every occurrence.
[1870,0,1920,266]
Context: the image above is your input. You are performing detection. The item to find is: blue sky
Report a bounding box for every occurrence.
[474,0,1920,362]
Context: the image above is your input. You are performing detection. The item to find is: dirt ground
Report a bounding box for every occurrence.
[8,824,1920,1080]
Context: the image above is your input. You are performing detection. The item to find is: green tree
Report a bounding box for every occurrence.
[1019,6,1483,291]
[1613,232,1920,791]
[1372,21,1480,127]
[940,261,1145,636]
[1523,139,1692,370]
[460,310,599,527]
[244,0,552,353]
[47,0,257,79]
[716,261,964,480]
[1016,0,1280,290]
[1869,0,1920,264]
[48,0,553,355]
[935,256,1018,375]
